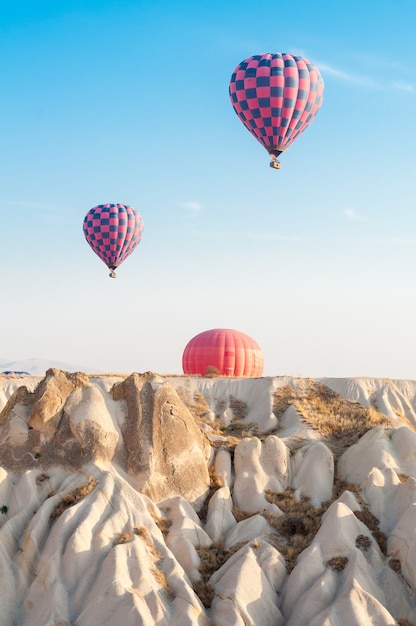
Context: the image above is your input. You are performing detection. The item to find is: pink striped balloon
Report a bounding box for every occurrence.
[83,203,144,277]
[182,328,264,377]
[229,53,324,166]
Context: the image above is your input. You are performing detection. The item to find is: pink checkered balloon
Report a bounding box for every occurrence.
[229,53,324,166]
[83,204,144,278]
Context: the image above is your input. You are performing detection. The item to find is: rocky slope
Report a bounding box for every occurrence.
[1,370,416,625]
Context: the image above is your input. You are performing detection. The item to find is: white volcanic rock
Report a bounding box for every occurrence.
[213,448,233,488]
[205,485,237,544]
[66,384,121,461]
[1,372,416,624]
[233,436,288,515]
[282,497,416,625]
[210,539,286,626]
[167,376,278,433]
[161,497,212,583]
[321,376,416,426]
[388,503,416,592]
[224,513,271,549]
[292,441,334,507]
[338,425,416,485]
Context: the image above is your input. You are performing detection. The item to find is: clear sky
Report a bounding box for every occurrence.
[1,0,416,379]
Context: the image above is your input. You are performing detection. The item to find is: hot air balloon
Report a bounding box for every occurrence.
[229,52,324,169]
[83,203,144,278]
[182,328,264,377]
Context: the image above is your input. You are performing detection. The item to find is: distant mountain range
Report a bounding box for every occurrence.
[0,357,99,376]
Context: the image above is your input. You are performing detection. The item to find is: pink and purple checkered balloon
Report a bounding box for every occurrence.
[229,53,324,167]
[83,204,144,278]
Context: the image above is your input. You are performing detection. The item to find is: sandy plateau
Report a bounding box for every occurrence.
[1,369,416,625]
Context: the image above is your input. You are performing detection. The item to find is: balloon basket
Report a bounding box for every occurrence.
[270,160,281,170]
[109,271,117,279]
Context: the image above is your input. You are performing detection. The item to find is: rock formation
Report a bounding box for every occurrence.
[1,370,416,624]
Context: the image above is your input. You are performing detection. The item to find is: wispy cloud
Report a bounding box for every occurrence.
[318,61,414,92]
[177,201,202,216]
[379,236,416,244]
[393,81,414,92]
[187,229,303,242]
[1,200,80,224]
[247,232,304,242]
[345,208,369,222]
[5,201,56,210]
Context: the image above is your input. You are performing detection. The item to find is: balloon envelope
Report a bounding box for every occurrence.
[182,328,264,377]
[83,204,144,273]
[229,52,324,159]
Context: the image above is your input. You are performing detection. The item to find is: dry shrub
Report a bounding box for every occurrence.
[327,556,348,572]
[50,477,97,523]
[229,395,248,421]
[273,381,397,458]
[176,388,212,421]
[195,542,245,608]
[148,508,172,536]
[205,366,220,377]
[332,475,363,501]
[113,531,133,545]
[273,385,297,420]
[355,534,372,551]
[193,578,215,608]
[134,526,153,546]
[353,508,387,554]
[151,567,175,599]
[197,466,224,524]
[219,396,256,440]
[389,405,416,431]
[389,558,401,573]
[35,473,50,486]
[222,419,255,438]
[294,382,394,456]
[398,620,416,626]
[265,477,386,572]
[210,437,242,452]
[265,487,324,572]
[232,506,254,523]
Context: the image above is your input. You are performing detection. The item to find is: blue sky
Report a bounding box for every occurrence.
[1,0,416,378]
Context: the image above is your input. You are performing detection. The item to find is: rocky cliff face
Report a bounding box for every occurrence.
[1,370,416,625]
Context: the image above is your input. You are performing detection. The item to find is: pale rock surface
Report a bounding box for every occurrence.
[168,376,278,433]
[209,539,286,626]
[205,485,236,544]
[292,441,334,507]
[233,436,287,514]
[224,513,271,549]
[1,371,416,624]
[388,503,416,592]
[161,497,212,583]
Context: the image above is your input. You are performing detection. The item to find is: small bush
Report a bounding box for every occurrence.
[195,542,244,608]
[113,531,133,545]
[265,487,324,572]
[354,508,387,554]
[205,366,220,377]
[151,567,175,599]
[198,466,224,524]
[148,508,172,535]
[50,477,97,524]
[327,556,348,572]
[389,558,401,573]
[356,534,372,551]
